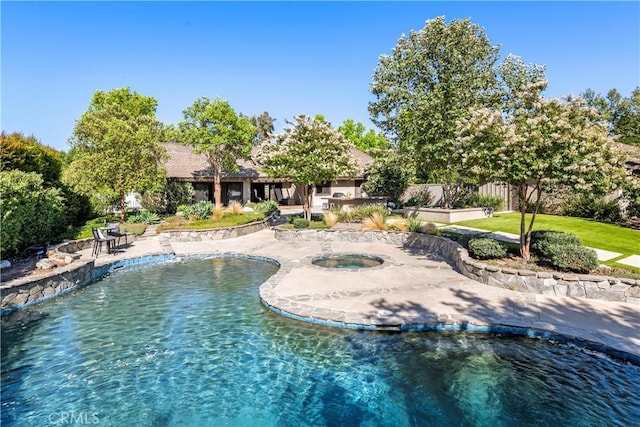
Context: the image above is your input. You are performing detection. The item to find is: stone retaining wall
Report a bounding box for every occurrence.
[1,260,96,314]
[274,228,640,304]
[158,212,280,241]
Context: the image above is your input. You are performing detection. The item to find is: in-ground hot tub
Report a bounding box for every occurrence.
[311,253,384,269]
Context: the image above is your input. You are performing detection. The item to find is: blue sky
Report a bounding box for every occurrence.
[2,1,639,152]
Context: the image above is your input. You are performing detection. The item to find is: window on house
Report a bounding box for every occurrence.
[222,182,243,205]
[315,182,331,195]
[192,182,211,203]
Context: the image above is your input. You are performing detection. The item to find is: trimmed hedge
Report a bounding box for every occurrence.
[531,229,598,273]
[468,237,507,260]
[549,245,599,273]
[292,218,310,229]
[531,230,582,258]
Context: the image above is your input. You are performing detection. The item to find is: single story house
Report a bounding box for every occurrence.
[163,142,374,208]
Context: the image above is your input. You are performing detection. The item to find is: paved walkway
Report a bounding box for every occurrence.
[81,228,640,359]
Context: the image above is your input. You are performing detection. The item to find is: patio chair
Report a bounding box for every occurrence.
[106,222,129,246]
[92,227,116,257]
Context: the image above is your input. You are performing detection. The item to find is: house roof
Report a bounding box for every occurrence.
[163,142,374,180]
[164,142,261,179]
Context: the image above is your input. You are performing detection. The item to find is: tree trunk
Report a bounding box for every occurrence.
[521,180,543,262]
[518,183,530,261]
[302,184,312,220]
[119,192,127,222]
[213,173,222,208]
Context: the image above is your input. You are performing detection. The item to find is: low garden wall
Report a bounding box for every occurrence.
[274,228,640,305]
[1,260,96,314]
[158,212,280,241]
[403,207,490,223]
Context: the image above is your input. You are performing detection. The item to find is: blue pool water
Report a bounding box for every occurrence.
[2,257,639,426]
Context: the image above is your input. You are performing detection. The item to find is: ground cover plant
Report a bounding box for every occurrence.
[454,212,639,271]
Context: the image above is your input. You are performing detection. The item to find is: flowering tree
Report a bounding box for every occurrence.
[175,97,255,207]
[455,56,628,260]
[258,115,358,220]
[369,16,500,207]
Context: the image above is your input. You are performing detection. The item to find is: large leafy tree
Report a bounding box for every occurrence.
[369,16,500,207]
[63,88,167,220]
[258,114,358,220]
[361,149,412,204]
[582,87,640,147]
[0,131,62,185]
[456,56,628,260]
[175,97,255,207]
[337,119,389,155]
[250,111,276,145]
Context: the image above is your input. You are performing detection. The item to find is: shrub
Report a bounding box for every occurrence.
[0,170,66,257]
[422,222,440,235]
[405,216,424,233]
[549,245,599,273]
[518,199,548,214]
[213,206,225,221]
[323,211,339,228]
[346,204,388,222]
[451,187,475,209]
[177,204,193,217]
[467,193,504,211]
[468,238,507,260]
[330,208,351,223]
[227,201,244,215]
[191,201,213,220]
[165,181,195,214]
[405,186,434,207]
[255,200,279,215]
[388,221,407,232]
[292,218,310,229]
[531,229,598,273]
[127,210,160,224]
[0,132,62,185]
[286,213,305,224]
[141,181,195,214]
[623,183,640,218]
[531,230,582,258]
[60,183,93,226]
[562,195,622,223]
[363,212,388,230]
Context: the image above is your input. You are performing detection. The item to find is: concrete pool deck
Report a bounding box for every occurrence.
[80,228,640,360]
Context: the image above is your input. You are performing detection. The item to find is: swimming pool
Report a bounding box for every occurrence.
[2,257,638,426]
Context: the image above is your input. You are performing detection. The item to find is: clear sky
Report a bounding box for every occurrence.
[2,1,639,152]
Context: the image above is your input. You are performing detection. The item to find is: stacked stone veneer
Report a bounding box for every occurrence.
[1,260,96,314]
[274,228,640,305]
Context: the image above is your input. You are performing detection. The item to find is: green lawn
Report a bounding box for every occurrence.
[279,221,329,230]
[157,212,266,232]
[62,216,148,240]
[453,213,640,267]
